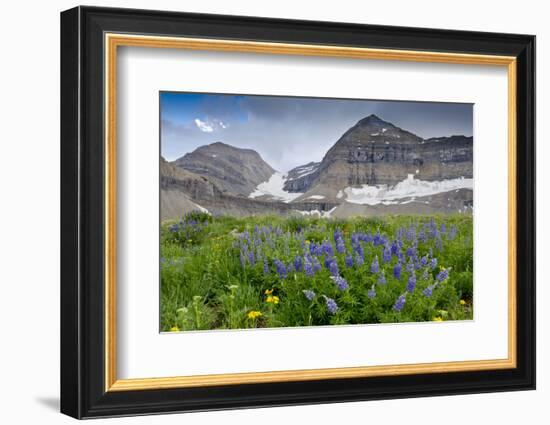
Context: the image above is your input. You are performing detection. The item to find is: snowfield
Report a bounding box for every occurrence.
[295,206,337,218]
[343,174,473,206]
[249,172,303,203]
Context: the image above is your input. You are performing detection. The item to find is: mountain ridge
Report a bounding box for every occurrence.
[163,114,473,219]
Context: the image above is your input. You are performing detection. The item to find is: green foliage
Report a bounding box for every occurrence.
[160,214,473,332]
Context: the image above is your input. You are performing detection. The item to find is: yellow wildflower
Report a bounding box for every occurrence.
[170,326,180,332]
[432,317,443,322]
[459,299,466,306]
[264,288,274,295]
[266,295,280,304]
[247,310,262,319]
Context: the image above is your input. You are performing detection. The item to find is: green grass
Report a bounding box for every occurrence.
[160,212,473,332]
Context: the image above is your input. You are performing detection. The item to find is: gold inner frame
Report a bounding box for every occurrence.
[104,33,517,392]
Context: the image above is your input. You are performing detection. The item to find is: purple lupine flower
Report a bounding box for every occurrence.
[393,263,402,280]
[398,251,406,264]
[406,224,416,241]
[256,247,262,263]
[406,243,418,258]
[321,241,334,257]
[407,272,416,293]
[430,257,438,270]
[396,227,405,241]
[287,263,294,273]
[393,294,406,312]
[294,255,303,272]
[370,255,379,274]
[329,259,339,277]
[383,245,392,263]
[378,270,386,285]
[169,224,179,233]
[436,269,449,282]
[345,254,354,268]
[309,242,317,256]
[303,289,316,301]
[418,230,427,242]
[247,251,255,266]
[420,255,428,267]
[313,258,322,273]
[441,223,447,234]
[373,231,384,246]
[448,225,457,240]
[274,259,287,279]
[429,219,439,238]
[331,275,349,291]
[367,285,376,299]
[406,257,415,273]
[423,285,434,297]
[355,252,364,267]
[325,297,339,314]
[263,259,269,275]
[391,240,400,256]
[304,258,314,277]
[353,242,364,259]
[334,230,346,254]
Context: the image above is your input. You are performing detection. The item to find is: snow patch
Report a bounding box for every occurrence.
[296,206,337,218]
[343,174,473,206]
[249,172,303,203]
[193,202,210,214]
[306,195,325,200]
[336,190,344,199]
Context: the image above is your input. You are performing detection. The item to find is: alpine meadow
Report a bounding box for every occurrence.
[160,93,474,332]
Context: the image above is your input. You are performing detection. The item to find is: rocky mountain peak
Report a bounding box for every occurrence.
[283,114,472,194]
[356,114,394,128]
[173,142,274,196]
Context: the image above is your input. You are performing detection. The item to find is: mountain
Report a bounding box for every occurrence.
[161,115,473,219]
[173,142,275,196]
[283,114,473,198]
[161,157,312,219]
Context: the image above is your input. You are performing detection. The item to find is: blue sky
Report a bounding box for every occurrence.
[161,92,473,171]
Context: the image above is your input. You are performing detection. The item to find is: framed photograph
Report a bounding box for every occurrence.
[60,6,536,419]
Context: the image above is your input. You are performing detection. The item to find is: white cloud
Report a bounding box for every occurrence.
[194,118,228,132]
[194,118,214,133]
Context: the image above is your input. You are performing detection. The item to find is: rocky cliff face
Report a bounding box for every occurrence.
[283,114,473,193]
[173,142,275,196]
[284,162,321,192]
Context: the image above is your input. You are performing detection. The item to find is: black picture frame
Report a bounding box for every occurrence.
[60,5,536,419]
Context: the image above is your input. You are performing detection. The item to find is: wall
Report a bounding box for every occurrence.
[0,0,545,423]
